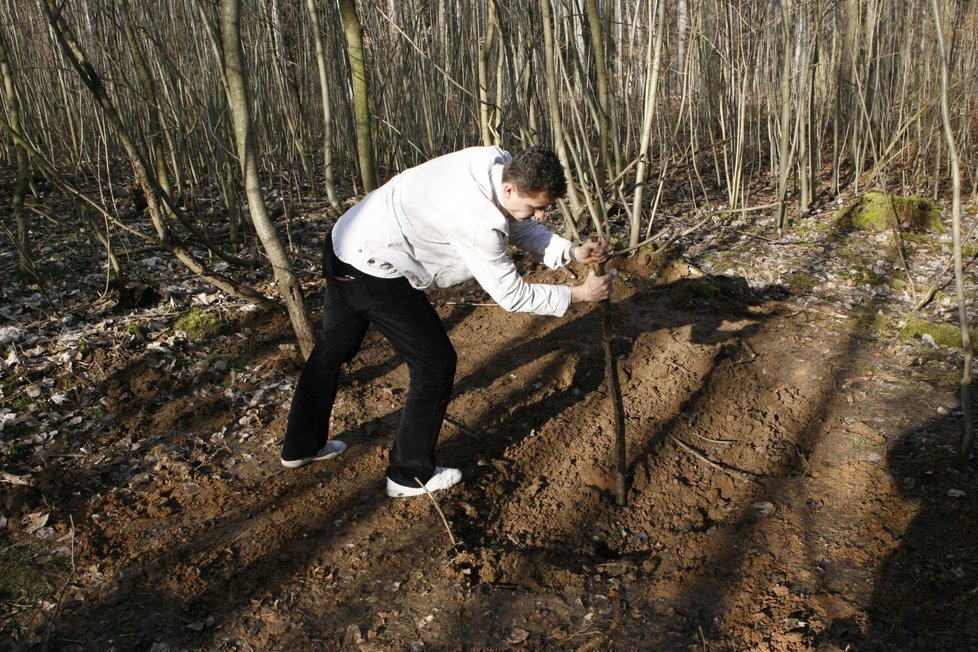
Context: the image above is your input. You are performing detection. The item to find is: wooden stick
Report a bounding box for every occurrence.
[593,236,627,506]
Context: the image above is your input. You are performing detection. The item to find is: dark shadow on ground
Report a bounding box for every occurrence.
[820,412,978,650]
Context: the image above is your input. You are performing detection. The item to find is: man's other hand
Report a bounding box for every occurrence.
[570,269,616,303]
[574,239,610,264]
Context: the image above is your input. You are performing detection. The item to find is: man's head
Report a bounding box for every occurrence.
[500,146,567,220]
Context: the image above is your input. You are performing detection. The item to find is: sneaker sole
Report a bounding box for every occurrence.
[386,475,462,498]
[386,486,428,498]
[280,449,344,469]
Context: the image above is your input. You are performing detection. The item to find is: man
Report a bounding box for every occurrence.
[280,146,613,498]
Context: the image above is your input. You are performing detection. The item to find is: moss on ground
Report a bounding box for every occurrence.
[837,192,944,234]
[786,271,819,292]
[174,307,223,341]
[851,311,890,333]
[898,316,976,349]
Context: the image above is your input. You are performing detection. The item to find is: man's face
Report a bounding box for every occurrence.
[500,182,553,221]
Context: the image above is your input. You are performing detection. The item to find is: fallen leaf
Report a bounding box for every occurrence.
[22,512,50,534]
[0,472,32,486]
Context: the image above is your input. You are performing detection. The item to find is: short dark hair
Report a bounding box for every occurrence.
[501,146,567,199]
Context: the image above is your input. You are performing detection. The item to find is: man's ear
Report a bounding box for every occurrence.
[501,181,517,198]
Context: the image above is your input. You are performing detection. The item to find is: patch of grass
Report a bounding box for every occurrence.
[7,394,33,412]
[0,535,57,603]
[686,278,720,300]
[206,352,249,371]
[792,218,836,239]
[786,271,819,292]
[887,277,910,292]
[898,316,976,349]
[3,438,36,464]
[701,250,736,274]
[174,307,223,341]
[0,532,70,641]
[125,323,147,337]
[849,265,887,287]
[851,311,890,333]
[84,404,107,430]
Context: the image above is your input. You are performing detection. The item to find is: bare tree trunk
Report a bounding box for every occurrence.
[932,0,972,462]
[220,0,315,358]
[478,0,497,146]
[629,0,665,247]
[0,31,33,276]
[339,0,377,192]
[120,0,172,203]
[776,0,796,230]
[583,0,612,186]
[540,0,584,238]
[305,0,339,208]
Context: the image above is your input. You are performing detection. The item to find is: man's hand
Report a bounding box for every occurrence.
[570,269,617,303]
[574,239,610,264]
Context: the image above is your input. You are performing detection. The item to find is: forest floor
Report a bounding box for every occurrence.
[2,175,978,651]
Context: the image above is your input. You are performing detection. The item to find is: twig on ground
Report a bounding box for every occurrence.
[689,432,738,445]
[548,624,602,641]
[668,434,760,485]
[414,477,458,548]
[444,416,481,440]
[738,338,760,360]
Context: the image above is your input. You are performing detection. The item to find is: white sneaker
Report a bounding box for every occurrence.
[386,467,462,498]
[280,440,347,468]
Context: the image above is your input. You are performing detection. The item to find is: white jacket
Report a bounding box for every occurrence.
[332,147,574,317]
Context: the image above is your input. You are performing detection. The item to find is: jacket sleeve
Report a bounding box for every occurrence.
[448,221,572,317]
[508,219,574,269]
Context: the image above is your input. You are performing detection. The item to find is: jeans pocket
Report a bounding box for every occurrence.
[367,275,421,310]
[335,278,376,311]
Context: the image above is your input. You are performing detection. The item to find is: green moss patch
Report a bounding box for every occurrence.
[837,192,943,234]
[174,307,223,341]
[898,316,975,349]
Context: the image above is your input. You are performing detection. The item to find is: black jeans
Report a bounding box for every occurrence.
[281,237,457,485]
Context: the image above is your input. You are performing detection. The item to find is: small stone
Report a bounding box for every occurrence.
[948,489,966,498]
[866,453,883,464]
[343,623,364,646]
[507,627,529,644]
[751,502,775,518]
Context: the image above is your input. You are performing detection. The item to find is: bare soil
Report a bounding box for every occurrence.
[2,197,978,651]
